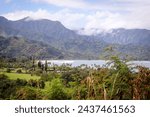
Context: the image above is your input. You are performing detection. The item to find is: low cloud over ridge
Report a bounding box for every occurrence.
[1,0,150,34]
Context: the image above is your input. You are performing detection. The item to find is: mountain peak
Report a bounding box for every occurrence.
[19,16,62,25]
[0,16,8,22]
[20,16,33,21]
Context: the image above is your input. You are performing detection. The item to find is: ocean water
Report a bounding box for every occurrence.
[40,60,150,68]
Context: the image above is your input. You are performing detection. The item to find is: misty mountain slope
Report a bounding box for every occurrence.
[96,28,150,45]
[0,16,150,60]
[0,16,79,42]
[0,16,107,59]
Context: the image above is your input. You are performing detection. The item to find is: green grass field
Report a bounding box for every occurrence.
[2,72,40,81]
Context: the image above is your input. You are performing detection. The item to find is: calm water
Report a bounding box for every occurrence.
[40,60,150,68]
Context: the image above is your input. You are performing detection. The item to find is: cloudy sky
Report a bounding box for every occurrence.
[0,0,150,31]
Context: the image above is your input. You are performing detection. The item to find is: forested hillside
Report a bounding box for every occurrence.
[0,16,150,60]
[0,35,63,59]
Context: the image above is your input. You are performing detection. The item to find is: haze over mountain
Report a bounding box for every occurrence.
[0,16,150,60]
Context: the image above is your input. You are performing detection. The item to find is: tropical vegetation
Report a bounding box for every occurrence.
[0,56,149,100]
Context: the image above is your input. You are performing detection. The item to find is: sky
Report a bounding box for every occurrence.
[0,0,150,33]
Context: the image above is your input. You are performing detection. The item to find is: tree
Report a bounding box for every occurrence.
[38,61,42,69]
[45,60,48,72]
[41,64,44,71]
[32,56,35,71]
[104,56,132,99]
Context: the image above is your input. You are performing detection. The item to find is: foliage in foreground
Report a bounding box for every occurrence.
[0,57,150,100]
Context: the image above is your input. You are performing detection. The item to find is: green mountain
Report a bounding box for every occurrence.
[0,35,63,59]
[0,16,150,60]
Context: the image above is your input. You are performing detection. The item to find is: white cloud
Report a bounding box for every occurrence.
[32,0,90,9]
[2,9,48,21]
[2,9,86,29]
[31,0,118,11]
[2,0,150,35]
[85,11,125,30]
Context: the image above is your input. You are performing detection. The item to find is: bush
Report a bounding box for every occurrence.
[0,74,16,99]
[15,87,37,100]
[0,74,8,79]
[104,57,132,100]
[16,69,22,73]
[41,72,60,81]
[34,69,43,76]
[37,80,45,89]
[15,78,27,86]
[6,68,11,73]
[27,79,45,89]
[27,79,37,87]
[61,68,89,87]
[48,79,68,100]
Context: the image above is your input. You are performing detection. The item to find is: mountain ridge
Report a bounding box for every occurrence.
[0,16,150,60]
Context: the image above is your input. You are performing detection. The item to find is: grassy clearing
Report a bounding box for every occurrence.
[2,72,40,81]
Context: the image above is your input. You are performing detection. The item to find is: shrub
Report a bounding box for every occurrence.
[48,79,68,100]
[27,79,37,87]
[37,80,45,89]
[41,72,60,81]
[16,69,22,73]
[34,69,43,76]
[15,78,27,86]
[61,68,89,87]
[0,74,8,79]
[104,57,132,100]
[6,68,11,73]
[0,74,16,99]
[15,87,37,100]
[132,67,150,100]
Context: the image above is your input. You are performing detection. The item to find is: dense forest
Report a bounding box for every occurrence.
[0,55,150,100]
